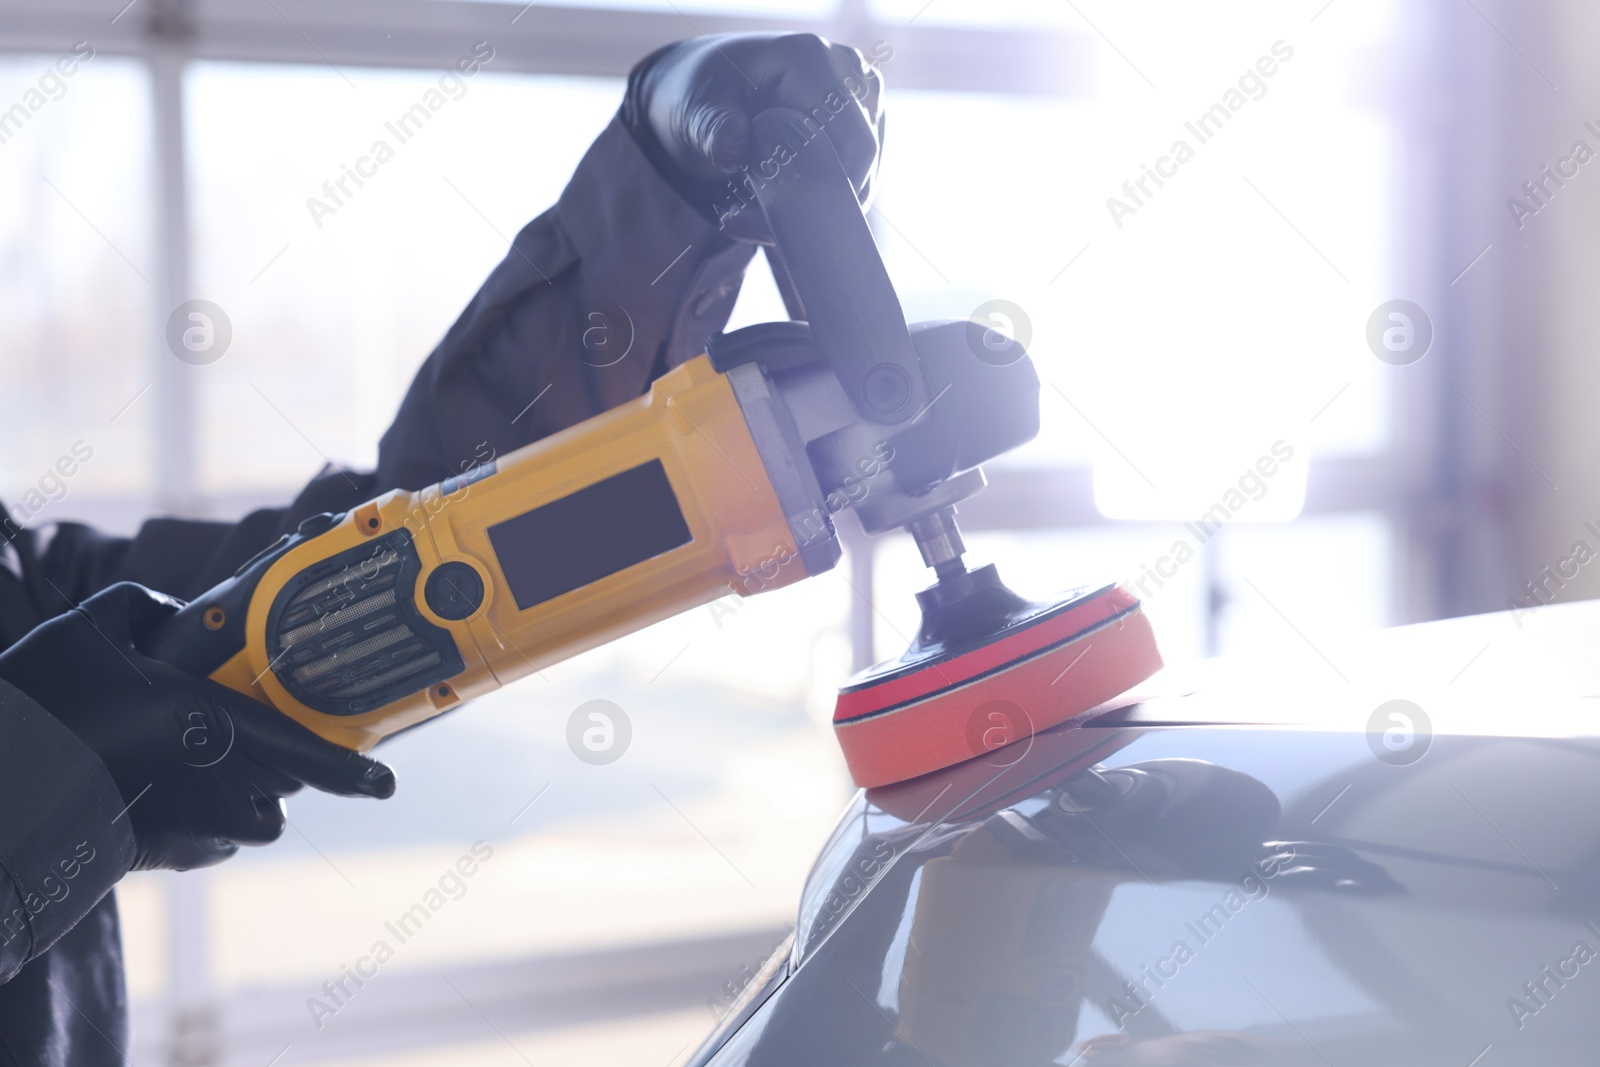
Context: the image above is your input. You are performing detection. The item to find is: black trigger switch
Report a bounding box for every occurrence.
[235,513,344,579]
[233,533,291,579]
[296,512,343,538]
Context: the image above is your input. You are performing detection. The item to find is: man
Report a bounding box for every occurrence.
[0,32,884,1065]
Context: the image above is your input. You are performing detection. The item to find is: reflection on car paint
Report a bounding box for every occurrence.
[691,708,1600,1066]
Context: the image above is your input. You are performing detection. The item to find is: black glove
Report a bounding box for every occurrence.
[0,582,396,872]
[622,32,887,240]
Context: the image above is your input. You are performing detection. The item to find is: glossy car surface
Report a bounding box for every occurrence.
[689,602,1600,1066]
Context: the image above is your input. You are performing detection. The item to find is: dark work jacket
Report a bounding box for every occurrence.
[0,114,757,1066]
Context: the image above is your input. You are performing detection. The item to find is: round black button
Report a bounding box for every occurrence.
[424,562,485,621]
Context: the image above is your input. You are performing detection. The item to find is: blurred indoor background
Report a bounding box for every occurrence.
[0,0,1589,1063]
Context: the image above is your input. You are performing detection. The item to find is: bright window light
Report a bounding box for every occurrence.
[872,1,1399,524]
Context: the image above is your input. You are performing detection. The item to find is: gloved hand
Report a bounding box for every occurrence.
[622,32,887,240]
[0,582,396,871]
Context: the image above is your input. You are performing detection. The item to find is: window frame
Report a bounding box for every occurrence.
[0,2,1444,1061]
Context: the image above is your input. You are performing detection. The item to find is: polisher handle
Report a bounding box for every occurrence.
[746,107,923,424]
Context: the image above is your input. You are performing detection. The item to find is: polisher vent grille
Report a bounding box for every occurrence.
[266,531,464,716]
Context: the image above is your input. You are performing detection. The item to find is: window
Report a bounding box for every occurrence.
[1,3,1425,1063]
[186,64,626,489]
[0,54,154,506]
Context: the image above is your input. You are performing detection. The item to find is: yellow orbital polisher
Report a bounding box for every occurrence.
[148,109,1163,787]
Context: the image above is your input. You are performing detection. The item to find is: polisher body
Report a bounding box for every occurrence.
[145,105,1164,785]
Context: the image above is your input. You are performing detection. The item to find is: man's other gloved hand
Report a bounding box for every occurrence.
[0,582,396,871]
[623,32,887,240]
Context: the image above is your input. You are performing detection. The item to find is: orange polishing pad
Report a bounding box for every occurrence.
[833,583,1162,787]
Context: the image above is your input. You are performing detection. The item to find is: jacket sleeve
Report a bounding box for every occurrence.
[375,112,759,491]
[0,679,136,983]
[3,112,758,614]
[0,108,752,984]
[0,467,382,618]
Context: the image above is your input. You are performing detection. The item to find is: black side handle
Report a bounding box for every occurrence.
[747,107,923,425]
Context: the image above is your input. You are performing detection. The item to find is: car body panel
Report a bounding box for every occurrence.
[691,601,1600,1066]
